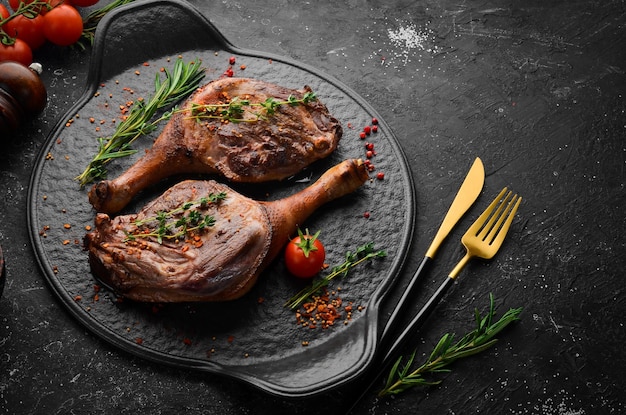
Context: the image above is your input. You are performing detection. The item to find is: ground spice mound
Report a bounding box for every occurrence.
[294,288,363,330]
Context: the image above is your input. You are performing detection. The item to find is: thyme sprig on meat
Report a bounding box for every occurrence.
[284,242,386,310]
[189,91,317,123]
[76,58,205,186]
[379,294,522,397]
[124,192,227,244]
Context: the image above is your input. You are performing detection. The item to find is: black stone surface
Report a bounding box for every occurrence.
[1,0,625,414]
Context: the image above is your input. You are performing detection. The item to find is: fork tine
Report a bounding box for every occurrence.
[489,193,522,247]
[481,190,513,241]
[478,190,512,242]
[469,187,508,237]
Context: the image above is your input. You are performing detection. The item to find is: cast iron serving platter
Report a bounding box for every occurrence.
[27,0,415,397]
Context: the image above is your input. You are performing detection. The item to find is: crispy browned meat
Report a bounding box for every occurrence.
[84,159,369,302]
[88,77,342,214]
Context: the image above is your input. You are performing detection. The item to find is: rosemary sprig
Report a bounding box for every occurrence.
[77,0,136,48]
[284,242,386,310]
[379,293,523,397]
[190,91,317,123]
[125,192,227,244]
[76,58,205,186]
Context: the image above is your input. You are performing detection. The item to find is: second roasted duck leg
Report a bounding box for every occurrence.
[84,159,369,302]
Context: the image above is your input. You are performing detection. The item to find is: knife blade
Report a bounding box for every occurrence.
[426,157,485,258]
[380,156,484,342]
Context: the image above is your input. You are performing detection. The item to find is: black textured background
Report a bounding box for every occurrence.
[1,0,625,414]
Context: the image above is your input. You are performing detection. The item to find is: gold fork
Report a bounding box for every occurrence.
[448,187,522,279]
[379,187,522,365]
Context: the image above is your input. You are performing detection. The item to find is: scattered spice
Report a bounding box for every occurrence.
[294,287,362,330]
[354,118,383,176]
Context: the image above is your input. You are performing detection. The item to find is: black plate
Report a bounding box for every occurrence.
[27,0,415,398]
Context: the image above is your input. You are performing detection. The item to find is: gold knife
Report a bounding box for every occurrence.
[380,157,484,342]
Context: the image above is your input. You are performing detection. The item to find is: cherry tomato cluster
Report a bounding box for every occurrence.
[0,0,100,66]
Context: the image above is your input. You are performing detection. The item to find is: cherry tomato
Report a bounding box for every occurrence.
[4,15,47,50]
[284,229,326,278]
[0,38,33,66]
[71,0,99,6]
[0,4,10,19]
[43,4,82,46]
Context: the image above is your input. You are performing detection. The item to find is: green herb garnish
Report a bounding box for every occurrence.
[189,91,317,123]
[77,0,137,48]
[379,293,522,397]
[284,242,386,310]
[76,58,205,186]
[124,192,226,244]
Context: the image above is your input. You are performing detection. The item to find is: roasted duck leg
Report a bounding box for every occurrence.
[88,77,342,214]
[84,159,369,302]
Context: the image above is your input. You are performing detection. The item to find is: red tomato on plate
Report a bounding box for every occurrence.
[284,229,326,278]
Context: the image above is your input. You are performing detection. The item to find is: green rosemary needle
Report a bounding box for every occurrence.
[284,242,386,310]
[76,58,205,187]
[379,293,522,397]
